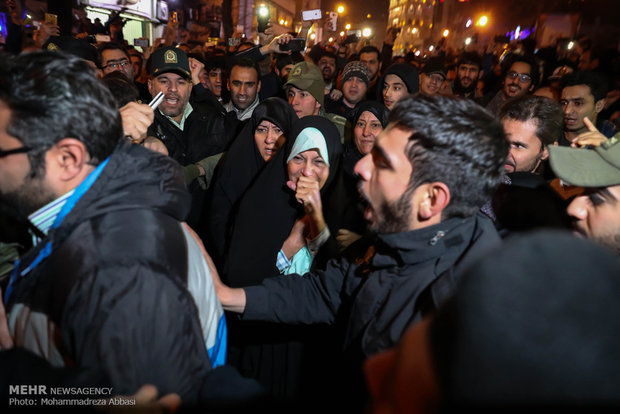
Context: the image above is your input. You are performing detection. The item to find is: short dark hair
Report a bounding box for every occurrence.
[388,95,508,219]
[503,53,540,88]
[457,51,482,70]
[228,57,259,79]
[318,50,337,62]
[500,95,564,148]
[0,51,121,176]
[560,70,609,102]
[101,70,139,108]
[97,42,131,62]
[275,51,304,71]
[359,46,380,61]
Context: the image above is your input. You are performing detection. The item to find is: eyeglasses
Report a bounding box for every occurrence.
[102,59,130,70]
[0,146,31,158]
[426,74,446,83]
[506,71,532,83]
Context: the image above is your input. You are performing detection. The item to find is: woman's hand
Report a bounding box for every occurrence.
[288,176,325,239]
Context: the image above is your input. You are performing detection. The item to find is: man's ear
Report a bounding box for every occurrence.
[257,79,262,93]
[541,145,550,161]
[147,79,153,96]
[417,182,451,221]
[595,98,606,114]
[48,138,90,183]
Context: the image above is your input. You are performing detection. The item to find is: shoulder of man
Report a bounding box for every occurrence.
[322,111,347,140]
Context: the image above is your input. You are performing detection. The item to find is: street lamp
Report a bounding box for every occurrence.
[442,29,449,37]
[362,28,372,37]
[337,5,345,13]
[345,23,351,30]
[476,15,488,27]
[465,37,472,45]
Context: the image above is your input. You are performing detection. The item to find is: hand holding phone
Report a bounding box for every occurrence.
[280,38,306,52]
[45,13,58,26]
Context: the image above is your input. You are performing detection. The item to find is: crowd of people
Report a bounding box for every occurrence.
[1,4,620,413]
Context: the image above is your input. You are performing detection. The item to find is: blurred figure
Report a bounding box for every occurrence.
[365,231,620,412]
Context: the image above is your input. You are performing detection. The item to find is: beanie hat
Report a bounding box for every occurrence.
[342,61,370,87]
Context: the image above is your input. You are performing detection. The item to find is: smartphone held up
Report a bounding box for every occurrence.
[257,4,270,33]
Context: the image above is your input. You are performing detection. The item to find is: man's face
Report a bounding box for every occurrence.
[254,120,285,162]
[354,126,420,233]
[503,62,534,99]
[130,55,142,79]
[360,52,381,81]
[561,85,602,135]
[354,111,383,155]
[228,66,260,110]
[318,56,336,82]
[148,72,192,122]
[0,101,56,220]
[287,149,329,190]
[101,49,134,81]
[382,74,408,110]
[419,73,445,96]
[502,118,548,173]
[456,63,480,91]
[567,185,620,254]
[342,76,368,106]
[287,86,320,118]
[205,68,223,98]
[278,64,294,83]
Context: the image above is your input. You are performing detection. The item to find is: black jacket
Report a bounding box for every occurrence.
[147,84,238,166]
[4,142,211,401]
[242,213,500,408]
[244,213,500,358]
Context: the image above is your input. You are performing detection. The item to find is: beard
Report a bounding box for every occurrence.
[453,76,476,95]
[594,233,620,256]
[0,174,56,222]
[369,187,414,234]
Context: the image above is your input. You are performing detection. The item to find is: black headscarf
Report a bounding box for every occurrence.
[201,97,297,267]
[343,101,389,177]
[376,62,420,102]
[223,115,343,287]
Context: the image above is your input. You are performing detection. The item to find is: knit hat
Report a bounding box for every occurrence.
[341,61,370,87]
[381,63,419,94]
[549,137,620,187]
[284,61,325,106]
[150,46,191,79]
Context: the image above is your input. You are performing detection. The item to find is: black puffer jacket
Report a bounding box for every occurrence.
[5,142,211,401]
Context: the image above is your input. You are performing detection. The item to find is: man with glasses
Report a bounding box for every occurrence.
[98,42,150,103]
[419,57,447,96]
[486,54,539,117]
[0,51,260,406]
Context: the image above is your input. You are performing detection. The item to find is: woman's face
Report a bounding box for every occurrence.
[287,149,329,189]
[353,111,383,155]
[254,120,285,162]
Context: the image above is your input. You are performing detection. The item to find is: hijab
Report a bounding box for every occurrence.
[202,97,297,267]
[223,116,343,287]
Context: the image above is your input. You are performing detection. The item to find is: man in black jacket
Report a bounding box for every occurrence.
[213,94,508,409]
[146,46,238,226]
[0,51,262,409]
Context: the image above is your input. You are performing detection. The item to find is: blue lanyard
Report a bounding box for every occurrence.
[4,157,110,303]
